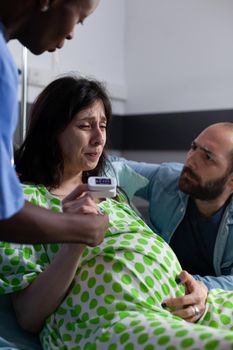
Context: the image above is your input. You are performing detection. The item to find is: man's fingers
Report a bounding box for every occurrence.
[162,270,208,323]
[62,184,88,204]
[178,270,189,282]
[163,270,204,308]
[177,270,195,293]
[172,306,201,323]
[173,303,206,323]
[164,295,196,309]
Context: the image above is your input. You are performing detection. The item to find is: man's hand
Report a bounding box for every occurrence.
[162,270,208,323]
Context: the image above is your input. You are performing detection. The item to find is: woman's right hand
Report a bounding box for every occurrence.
[62,184,109,247]
[62,184,101,215]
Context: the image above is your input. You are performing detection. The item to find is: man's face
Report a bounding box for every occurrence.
[178,126,233,200]
[179,165,231,200]
[17,0,100,54]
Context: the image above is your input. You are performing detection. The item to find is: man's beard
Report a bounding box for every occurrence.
[178,166,230,200]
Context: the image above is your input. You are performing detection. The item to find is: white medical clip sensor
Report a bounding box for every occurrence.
[88,177,117,198]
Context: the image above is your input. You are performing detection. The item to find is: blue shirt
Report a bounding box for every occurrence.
[170,198,226,276]
[0,22,24,219]
[108,157,233,290]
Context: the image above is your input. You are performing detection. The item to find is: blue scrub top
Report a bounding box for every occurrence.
[0,22,24,219]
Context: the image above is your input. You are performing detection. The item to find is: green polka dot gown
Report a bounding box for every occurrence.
[1,184,233,350]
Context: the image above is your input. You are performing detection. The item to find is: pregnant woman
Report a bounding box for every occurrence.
[0,76,233,350]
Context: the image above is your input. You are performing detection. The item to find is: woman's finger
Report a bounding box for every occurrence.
[62,184,89,204]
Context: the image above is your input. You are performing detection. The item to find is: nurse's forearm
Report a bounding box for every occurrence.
[0,201,108,245]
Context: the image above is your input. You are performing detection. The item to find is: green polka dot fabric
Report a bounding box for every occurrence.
[1,184,233,350]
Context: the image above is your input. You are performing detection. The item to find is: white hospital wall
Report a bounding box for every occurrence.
[123,0,233,165]
[9,1,233,115]
[10,1,233,163]
[125,0,233,114]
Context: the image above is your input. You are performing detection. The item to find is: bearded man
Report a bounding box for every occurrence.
[110,122,233,291]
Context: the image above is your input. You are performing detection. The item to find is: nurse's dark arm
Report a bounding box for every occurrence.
[0,198,108,245]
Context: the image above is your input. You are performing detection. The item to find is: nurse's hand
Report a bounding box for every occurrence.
[162,270,208,323]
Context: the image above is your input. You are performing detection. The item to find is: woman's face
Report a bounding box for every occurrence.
[58,99,107,175]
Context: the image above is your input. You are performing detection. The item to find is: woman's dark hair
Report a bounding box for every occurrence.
[15,75,112,187]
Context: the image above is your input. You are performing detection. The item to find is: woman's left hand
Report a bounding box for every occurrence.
[162,270,208,323]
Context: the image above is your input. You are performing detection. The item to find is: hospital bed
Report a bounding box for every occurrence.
[0,294,42,349]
